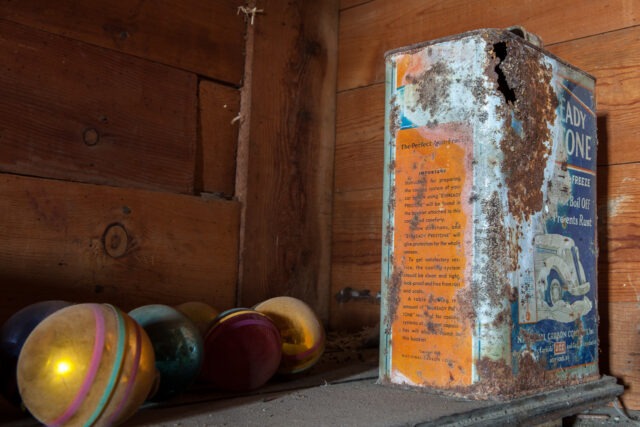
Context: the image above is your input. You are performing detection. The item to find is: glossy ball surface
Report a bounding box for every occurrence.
[1,300,72,405]
[174,301,219,338]
[129,304,203,401]
[200,309,281,391]
[254,297,325,374]
[17,303,156,426]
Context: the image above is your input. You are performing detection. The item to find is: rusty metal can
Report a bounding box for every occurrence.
[380,27,598,398]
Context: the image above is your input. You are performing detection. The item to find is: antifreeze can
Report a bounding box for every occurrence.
[380,27,598,398]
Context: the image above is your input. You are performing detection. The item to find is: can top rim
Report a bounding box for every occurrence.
[383,28,596,81]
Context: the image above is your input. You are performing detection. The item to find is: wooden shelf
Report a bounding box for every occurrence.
[1,346,624,426]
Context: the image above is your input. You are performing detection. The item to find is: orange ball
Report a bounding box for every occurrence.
[174,301,219,338]
[17,303,156,426]
[254,297,325,374]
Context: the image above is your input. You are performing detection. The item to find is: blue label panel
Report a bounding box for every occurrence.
[513,75,598,372]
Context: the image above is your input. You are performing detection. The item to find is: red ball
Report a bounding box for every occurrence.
[200,309,281,392]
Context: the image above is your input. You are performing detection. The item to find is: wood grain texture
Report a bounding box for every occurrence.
[330,188,382,331]
[335,84,385,192]
[547,26,640,166]
[0,0,245,84]
[598,163,640,304]
[338,0,640,91]
[0,19,197,193]
[198,81,240,196]
[333,27,640,197]
[0,173,240,325]
[328,166,640,325]
[603,302,640,409]
[330,299,381,332]
[340,0,374,11]
[238,0,339,322]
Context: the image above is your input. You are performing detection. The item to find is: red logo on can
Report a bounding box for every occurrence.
[554,341,567,355]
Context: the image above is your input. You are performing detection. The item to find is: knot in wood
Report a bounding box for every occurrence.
[83,128,100,146]
[103,223,129,258]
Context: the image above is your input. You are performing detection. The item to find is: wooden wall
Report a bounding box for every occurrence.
[0,1,245,320]
[2,0,638,410]
[0,0,340,328]
[332,0,640,409]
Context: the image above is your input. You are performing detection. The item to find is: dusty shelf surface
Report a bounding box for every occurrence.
[121,372,622,427]
[0,338,625,426]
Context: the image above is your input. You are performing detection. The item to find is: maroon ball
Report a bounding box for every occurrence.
[200,309,282,391]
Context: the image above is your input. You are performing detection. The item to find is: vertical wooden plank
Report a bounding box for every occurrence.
[0,174,240,324]
[0,0,246,84]
[198,81,240,196]
[238,0,339,322]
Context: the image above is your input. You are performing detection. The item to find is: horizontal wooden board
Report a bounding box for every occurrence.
[0,19,197,193]
[603,301,640,409]
[547,26,640,166]
[598,163,640,304]
[340,0,374,10]
[330,299,381,332]
[0,173,240,325]
[198,81,240,196]
[335,84,385,192]
[329,163,640,322]
[338,0,640,90]
[330,188,383,331]
[0,0,245,84]
[334,27,640,195]
[330,164,640,292]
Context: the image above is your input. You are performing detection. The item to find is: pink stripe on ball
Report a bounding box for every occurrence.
[48,304,106,427]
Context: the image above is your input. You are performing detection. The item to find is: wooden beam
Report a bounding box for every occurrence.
[0,0,246,84]
[238,0,339,323]
[0,174,240,324]
[0,19,197,194]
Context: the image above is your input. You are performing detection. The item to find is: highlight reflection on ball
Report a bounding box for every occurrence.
[17,303,156,426]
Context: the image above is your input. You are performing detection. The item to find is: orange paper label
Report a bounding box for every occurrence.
[391,124,473,386]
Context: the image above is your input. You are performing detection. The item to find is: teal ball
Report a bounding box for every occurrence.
[129,304,203,401]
